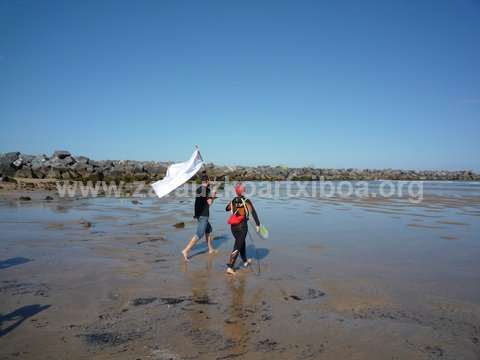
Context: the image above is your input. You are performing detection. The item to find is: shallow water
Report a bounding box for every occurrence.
[1,181,479,359]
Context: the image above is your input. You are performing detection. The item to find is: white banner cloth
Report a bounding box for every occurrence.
[151,149,203,198]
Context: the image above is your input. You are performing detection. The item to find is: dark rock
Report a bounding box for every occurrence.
[31,154,48,166]
[3,152,21,161]
[256,338,278,352]
[15,168,33,178]
[53,150,71,159]
[20,154,35,163]
[91,160,114,170]
[143,162,167,175]
[173,222,185,229]
[71,162,92,177]
[12,157,25,169]
[79,219,92,228]
[61,170,76,180]
[46,168,62,179]
[0,152,20,177]
[75,156,90,164]
[132,297,157,306]
[108,165,127,178]
[1,176,17,183]
[82,331,141,347]
[62,156,77,166]
[44,158,70,172]
[19,196,31,201]
[45,196,54,201]
[159,297,186,305]
[137,237,166,245]
[134,163,144,173]
[306,288,326,299]
[31,155,49,178]
[193,295,217,305]
[424,345,444,357]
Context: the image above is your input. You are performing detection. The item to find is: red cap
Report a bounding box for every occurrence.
[235,183,245,196]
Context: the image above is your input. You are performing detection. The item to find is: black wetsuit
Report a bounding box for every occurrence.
[226,196,260,268]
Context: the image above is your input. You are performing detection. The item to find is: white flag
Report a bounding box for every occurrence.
[151,149,204,198]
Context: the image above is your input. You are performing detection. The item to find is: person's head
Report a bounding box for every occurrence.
[201,174,209,185]
[235,183,245,197]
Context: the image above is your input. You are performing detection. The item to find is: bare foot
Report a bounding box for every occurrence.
[208,249,218,255]
[181,249,189,262]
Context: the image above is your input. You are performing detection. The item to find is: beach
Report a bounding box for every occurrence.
[2,0,479,358]
[1,181,479,359]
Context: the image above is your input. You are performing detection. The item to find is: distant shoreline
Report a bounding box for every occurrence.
[1,151,479,183]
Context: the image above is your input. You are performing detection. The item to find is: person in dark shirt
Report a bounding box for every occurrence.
[182,174,217,261]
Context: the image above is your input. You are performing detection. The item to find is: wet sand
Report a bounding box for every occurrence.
[1,182,480,359]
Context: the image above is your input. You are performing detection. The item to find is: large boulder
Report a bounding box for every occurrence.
[61,170,77,180]
[133,162,144,174]
[44,156,75,172]
[115,160,144,174]
[2,152,20,161]
[108,165,127,178]
[91,160,114,172]
[31,154,48,169]
[46,168,62,179]
[0,152,20,177]
[133,172,150,181]
[15,167,33,178]
[71,162,94,178]
[31,155,49,178]
[11,153,35,171]
[63,156,77,166]
[21,154,36,163]
[143,162,167,175]
[31,169,46,179]
[75,156,90,164]
[44,158,66,171]
[53,150,71,159]
[12,157,25,169]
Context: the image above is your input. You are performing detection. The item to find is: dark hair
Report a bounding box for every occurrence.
[201,174,209,182]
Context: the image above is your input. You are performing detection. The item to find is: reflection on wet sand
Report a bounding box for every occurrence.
[182,255,215,330]
[224,276,249,357]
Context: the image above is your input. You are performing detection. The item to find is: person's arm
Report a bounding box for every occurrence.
[247,200,260,228]
[207,188,216,206]
[225,202,232,212]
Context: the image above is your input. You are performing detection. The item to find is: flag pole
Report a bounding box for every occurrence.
[195,145,204,162]
[195,145,208,184]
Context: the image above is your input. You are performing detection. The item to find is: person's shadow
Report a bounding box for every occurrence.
[189,234,230,259]
[246,245,269,260]
[0,257,31,270]
[0,304,51,337]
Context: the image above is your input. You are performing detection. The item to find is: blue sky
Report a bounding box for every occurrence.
[1,0,479,170]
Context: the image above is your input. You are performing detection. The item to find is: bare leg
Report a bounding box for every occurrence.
[207,233,217,254]
[182,235,198,261]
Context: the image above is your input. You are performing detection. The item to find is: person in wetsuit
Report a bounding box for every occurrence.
[225,183,261,275]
